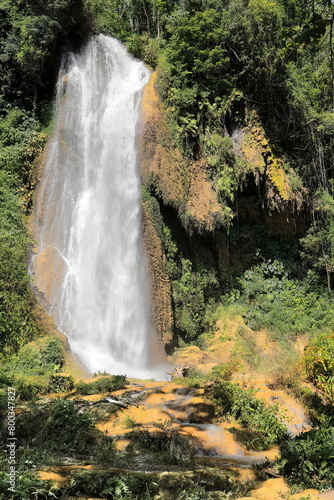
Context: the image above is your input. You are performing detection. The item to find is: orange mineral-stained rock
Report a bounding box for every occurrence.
[32,245,65,308]
[250,478,290,500]
[115,439,130,451]
[37,465,96,489]
[38,471,68,488]
[139,71,225,353]
[171,345,218,372]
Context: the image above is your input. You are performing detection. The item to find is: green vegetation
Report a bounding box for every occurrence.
[4,467,239,500]
[137,0,334,347]
[0,463,54,500]
[0,337,69,399]
[303,332,334,404]
[210,381,287,451]
[16,398,95,455]
[172,258,219,341]
[173,360,240,388]
[76,374,127,394]
[0,0,89,108]
[0,0,90,364]
[1,0,333,351]
[123,414,137,429]
[228,259,334,343]
[301,188,334,292]
[143,188,221,342]
[0,171,41,354]
[279,424,334,489]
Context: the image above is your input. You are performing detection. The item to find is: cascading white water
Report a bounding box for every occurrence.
[33,35,160,378]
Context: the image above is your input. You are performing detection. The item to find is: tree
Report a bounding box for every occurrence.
[301,189,334,291]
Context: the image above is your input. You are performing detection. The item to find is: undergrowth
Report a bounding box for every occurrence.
[75,375,127,395]
[228,259,334,344]
[278,422,334,490]
[0,337,69,400]
[210,381,288,450]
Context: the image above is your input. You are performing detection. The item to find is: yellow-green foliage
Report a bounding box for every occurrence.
[304,332,334,403]
[19,132,46,213]
[241,129,267,176]
[0,336,66,399]
[210,358,240,381]
[75,375,127,395]
[241,111,304,207]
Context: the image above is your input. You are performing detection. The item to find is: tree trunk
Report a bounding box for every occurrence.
[326,263,331,292]
[330,13,334,110]
[142,0,150,33]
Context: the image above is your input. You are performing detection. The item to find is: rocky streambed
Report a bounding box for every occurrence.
[29,378,333,500]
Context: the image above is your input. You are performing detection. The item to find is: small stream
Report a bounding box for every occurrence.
[139,386,278,468]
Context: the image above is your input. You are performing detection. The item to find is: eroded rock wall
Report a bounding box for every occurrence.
[142,202,175,353]
[139,72,223,233]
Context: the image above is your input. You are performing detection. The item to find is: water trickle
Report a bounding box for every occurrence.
[32,35,161,378]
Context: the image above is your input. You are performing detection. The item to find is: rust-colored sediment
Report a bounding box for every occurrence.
[36,379,322,500]
[139,71,223,232]
[139,72,188,208]
[32,246,65,307]
[250,478,291,500]
[37,465,97,488]
[187,158,223,232]
[30,144,63,309]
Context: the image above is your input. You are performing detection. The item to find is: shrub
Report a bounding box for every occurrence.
[173,369,208,388]
[47,373,74,393]
[210,358,240,381]
[76,375,127,395]
[0,337,66,399]
[210,381,287,450]
[126,33,161,67]
[0,172,41,354]
[40,337,64,371]
[0,469,54,500]
[16,407,49,444]
[172,259,219,342]
[230,259,334,344]
[124,415,137,429]
[303,332,334,403]
[15,398,95,455]
[127,429,171,453]
[39,399,95,455]
[92,436,126,467]
[15,378,47,401]
[279,424,334,489]
[60,469,159,500]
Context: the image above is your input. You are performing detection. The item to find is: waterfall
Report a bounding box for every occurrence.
[32,35,161,378]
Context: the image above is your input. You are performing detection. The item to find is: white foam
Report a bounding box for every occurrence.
[34,36,164,380]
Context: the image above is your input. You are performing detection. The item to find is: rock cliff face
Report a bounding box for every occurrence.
[139,72,307,352]
[30,145,64,314]
[139,72,227,351]
[139,72,223,232]
[139,72,175,352]
[142,202,175,353]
